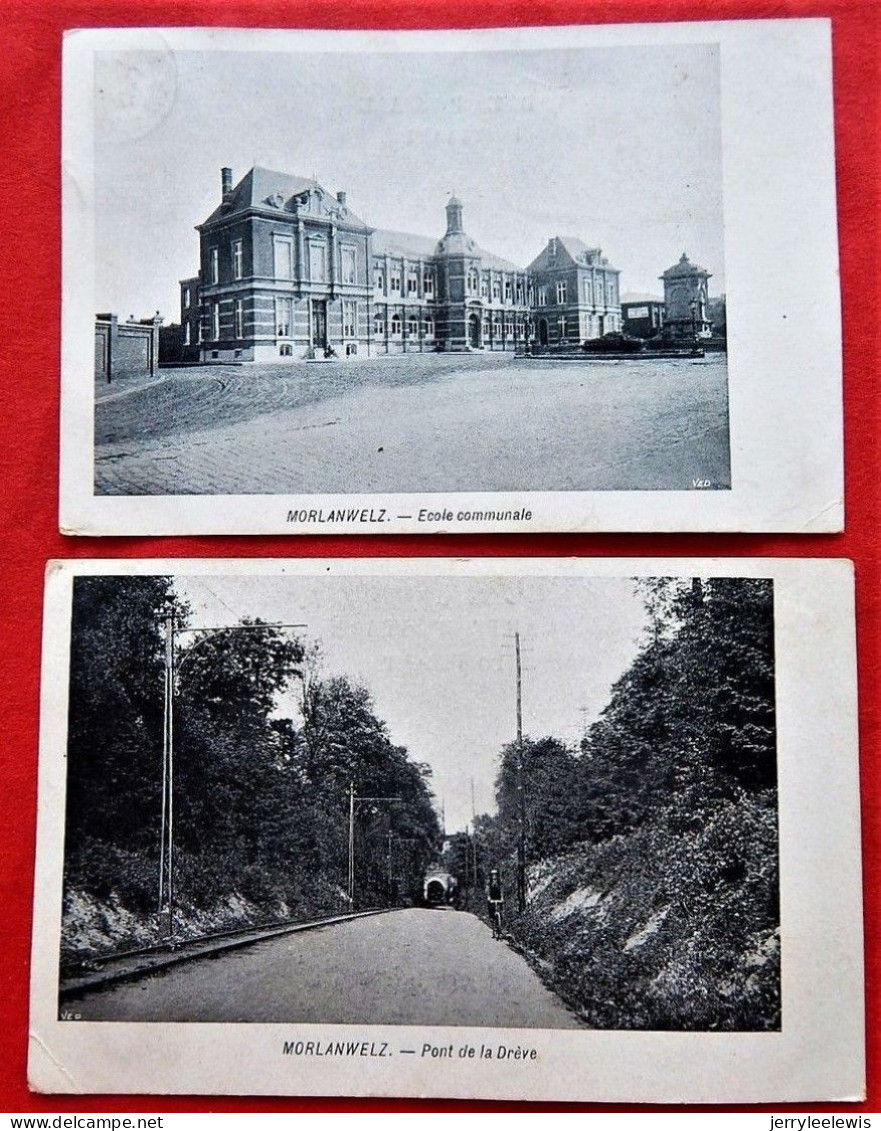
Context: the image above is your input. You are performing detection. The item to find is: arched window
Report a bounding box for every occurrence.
[391,313,402,336]
[279,343,293,357]
[374,310,385,336]
[407,315,419,337]
[467,268,479,295]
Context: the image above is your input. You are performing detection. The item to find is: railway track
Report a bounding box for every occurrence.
[59,907,392,999]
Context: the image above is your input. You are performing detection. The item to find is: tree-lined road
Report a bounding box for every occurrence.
[63,908,582,1028]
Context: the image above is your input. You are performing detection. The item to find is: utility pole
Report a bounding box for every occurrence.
[347,785,400,909]
[348,782,355,907]
[471,776,478,886]
[515,631,526,912]
[157,617,306,942]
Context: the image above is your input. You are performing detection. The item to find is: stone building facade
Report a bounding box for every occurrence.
[180,167,621,361]
[526,236,621,347]
[660,253,712,338]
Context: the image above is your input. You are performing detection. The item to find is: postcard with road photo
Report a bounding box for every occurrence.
[60,20,842,536]
[30,558,863,1101]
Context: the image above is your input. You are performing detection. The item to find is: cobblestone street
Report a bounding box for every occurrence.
[94,353,730,495]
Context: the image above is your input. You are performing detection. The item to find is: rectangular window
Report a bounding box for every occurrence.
[374,269,385,292]
[423,272,434,296]
[341,246,357,285]
[234,298,244,339]
[584,278,593,303]
[343,300,357,338]
[209,248,219,285]
[309,241,326,282]
[556,281,567,304]
[538,285,548,306]
[211,302,220,340]
[504,278,512,302]
[183,322,190,346]
[407,273,418,295]
[480,275,488,298]
[607,280,617,304]
[182,286,190,309]
[232,239,243,280]
[390,272,401,294]
[273,236,294,280]
[492,279,501,301]
[275,297,292,337]
[559,315,567,340]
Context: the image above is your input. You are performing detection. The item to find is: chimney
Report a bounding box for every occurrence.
[221,167,233,196]
[336,190,347,205]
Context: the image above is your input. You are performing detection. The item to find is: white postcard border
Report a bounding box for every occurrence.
[29,557,864,1102]
[60,20,842,535]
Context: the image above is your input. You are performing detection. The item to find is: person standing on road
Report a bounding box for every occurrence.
[487,868,504,935]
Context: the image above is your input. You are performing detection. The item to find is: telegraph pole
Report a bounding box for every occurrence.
[515,631,526,912]
[471,776,478,885]
[347,785,401,908]
[348,782,355,906]
[157,617,306,942]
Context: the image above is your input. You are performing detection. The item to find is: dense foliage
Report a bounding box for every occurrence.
[478,577,780,1030]
[62,577,440,956]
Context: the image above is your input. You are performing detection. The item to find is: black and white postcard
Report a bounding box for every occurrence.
[30,558,863,1101]
[60,21,842,535]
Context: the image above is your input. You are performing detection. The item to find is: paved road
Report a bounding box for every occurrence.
[94,354,730,495]
[63,908,582,1028]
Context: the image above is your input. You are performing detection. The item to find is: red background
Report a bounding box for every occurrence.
[0,0,877,1113]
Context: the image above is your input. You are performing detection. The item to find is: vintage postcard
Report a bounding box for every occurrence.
[30,558,863,1101]
[60,21,842,535]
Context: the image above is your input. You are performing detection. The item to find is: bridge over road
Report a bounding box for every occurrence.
[62,907,582,1028]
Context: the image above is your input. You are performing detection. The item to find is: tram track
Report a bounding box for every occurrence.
[59,906,394,1000]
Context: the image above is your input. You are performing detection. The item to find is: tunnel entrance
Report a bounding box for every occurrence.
[426,879,447,904]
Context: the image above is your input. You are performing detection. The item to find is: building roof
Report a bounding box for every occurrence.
[661,252,711,279]
[201,166,370,229]
[621,292,664,305]
[372,227,520,271]
[527,235,617,273]
[372,228,440,259]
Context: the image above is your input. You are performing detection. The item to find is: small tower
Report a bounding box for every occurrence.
[435,195,481,351]
[445,195,464,236]
[660,252,712,339]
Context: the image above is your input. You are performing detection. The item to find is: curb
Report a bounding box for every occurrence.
[59,908,393,999]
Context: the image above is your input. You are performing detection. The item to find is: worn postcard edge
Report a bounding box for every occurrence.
[28,557,864,1102]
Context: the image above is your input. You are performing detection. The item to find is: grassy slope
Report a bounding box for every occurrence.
[510,790,780,1031]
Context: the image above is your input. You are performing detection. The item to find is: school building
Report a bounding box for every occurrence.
[178,166,622,362]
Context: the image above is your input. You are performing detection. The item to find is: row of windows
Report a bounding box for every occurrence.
[374,269,435,297]
[189,303,618,345]
[465,270,526,304]
[200,235,619,302]
[374,312,435,338]
[533,278,619,306]
[205,237,362,286]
